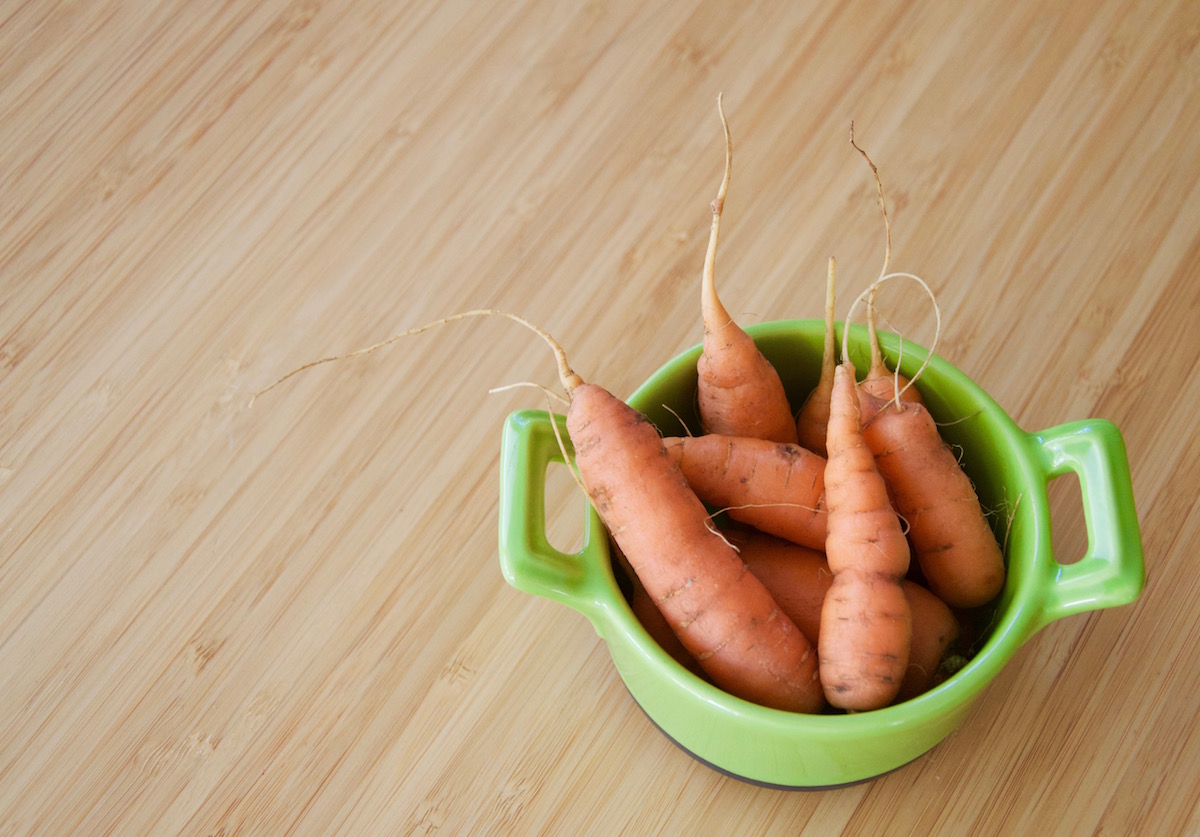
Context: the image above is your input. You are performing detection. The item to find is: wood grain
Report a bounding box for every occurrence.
[2,0,1198,833]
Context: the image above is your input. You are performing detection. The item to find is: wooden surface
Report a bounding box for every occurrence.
[2,1,1198,833]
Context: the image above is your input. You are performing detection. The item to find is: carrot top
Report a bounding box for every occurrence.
[695,96,798,443]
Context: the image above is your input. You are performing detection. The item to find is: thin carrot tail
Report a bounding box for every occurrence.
[796,257,837,455]
[700,93,735,333]
[695,96,798,444]
[251,308,585,405]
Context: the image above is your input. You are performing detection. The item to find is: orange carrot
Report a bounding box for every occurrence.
[569,381,822,712]
[661,433,827,551]
[695,96,798,444]
[819,360,912,710]
[895,580,961,702]
[832,262,1001,610]
[613,544,705,678]
[859,384,1006,609]
[846,126,923,423]
[795,257,837,456]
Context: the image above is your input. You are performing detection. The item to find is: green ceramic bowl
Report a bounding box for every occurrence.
[497,319,1144,789]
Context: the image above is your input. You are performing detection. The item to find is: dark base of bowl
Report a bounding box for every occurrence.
[630,696,912,791]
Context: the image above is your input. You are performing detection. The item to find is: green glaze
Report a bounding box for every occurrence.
[496,320,1145,788]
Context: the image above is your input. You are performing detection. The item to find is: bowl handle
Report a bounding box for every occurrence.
[1028,419,1145,628]
[497,409,609,627]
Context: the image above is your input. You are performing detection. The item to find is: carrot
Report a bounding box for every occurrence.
[819,360,912,710]
[794,257,837,456]
[838,128,1000,607]
[695,95,798,444]
[661,433,827,551]
[895,580,961,702]
[832,270,1004,610]
[845,126,923,422]
[859,383,1006,608]
[569,375,824,712]
[612,544,705,678]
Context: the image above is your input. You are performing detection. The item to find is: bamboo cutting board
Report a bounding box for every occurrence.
[2,1,1199,833]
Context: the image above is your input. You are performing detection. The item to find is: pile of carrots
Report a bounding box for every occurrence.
[595,100,1005,714]
[255,98,1008,715]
